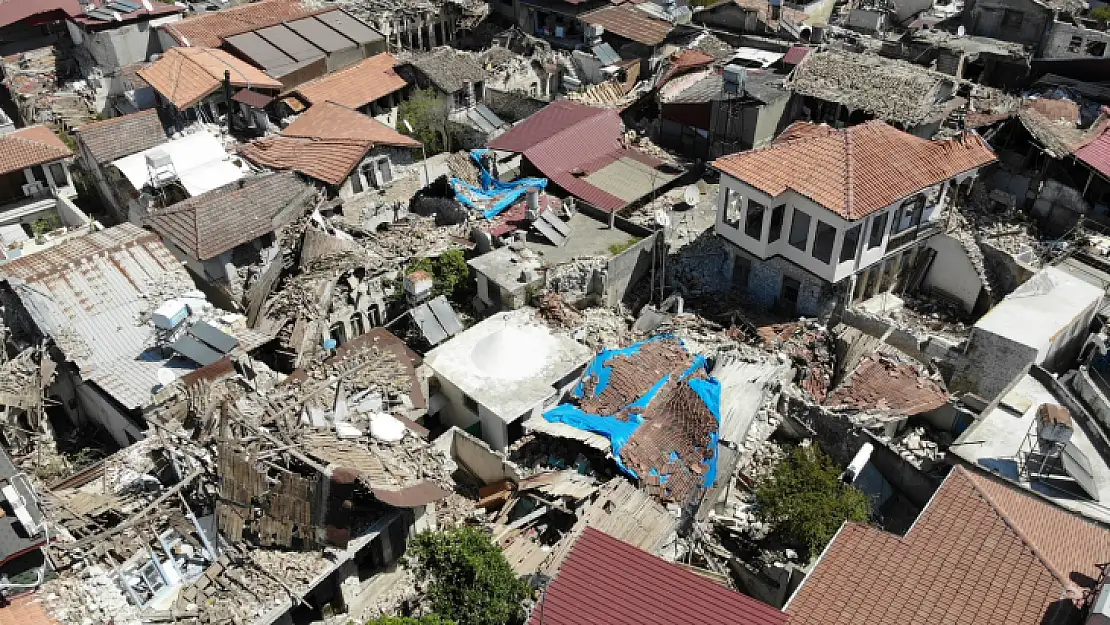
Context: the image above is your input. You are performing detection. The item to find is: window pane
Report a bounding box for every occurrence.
[789,209,810,251]
[840,224,862,263]
[769,205,784,243]
[723,189,741,228]
[812,220,836,263]
[49,163,66,187]
[745,201,765,240]
[868,212,887,249]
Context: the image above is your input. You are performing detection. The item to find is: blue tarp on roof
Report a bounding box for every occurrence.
[449,149,547,219]
[543,336,722,499]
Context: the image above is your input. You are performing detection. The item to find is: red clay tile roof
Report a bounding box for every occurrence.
[532,526,787,625]
[239,137,370,186]
[240,102,419,185]
[146,171,312,260]
[139,47,283,110]
[0,594,57,625]
[786,466,1110,625]
[282,101,420,147]
[1076,127,1110,179]
[825,355,948,415]
[712,120,997,220]
[293,53,407,109]
[75,109,167,164]
[657,49,715,87]
[0,125,73,176]
[162,0,322,48]
[582,5,673,46]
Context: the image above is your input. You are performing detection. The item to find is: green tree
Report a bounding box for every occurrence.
[399,89,451,155]
[366,616,456,625]
[405,526,530,625]
[755,445,871,555]
[1091,5,1110,21]
[405,249,472,304]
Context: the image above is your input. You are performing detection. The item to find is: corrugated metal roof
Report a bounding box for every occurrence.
[0,224,195,409]
[312,10,384,45]
[257,24,325,63]
[285,16,354,54]
[582,5,673,46]
[224,31,292,71]
[532,527,787,625]
[1076,127,1110,179]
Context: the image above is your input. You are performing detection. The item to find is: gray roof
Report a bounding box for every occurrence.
[667,71,788,105]
[411,47,489,94]
[0,223,194,409]
[75,109,168,164]
[146,172,314,261]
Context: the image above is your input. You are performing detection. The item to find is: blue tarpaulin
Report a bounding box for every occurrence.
[450,149,547,219]
[543,336,722,497]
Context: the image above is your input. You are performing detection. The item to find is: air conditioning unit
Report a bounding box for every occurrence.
[21,181,45,197]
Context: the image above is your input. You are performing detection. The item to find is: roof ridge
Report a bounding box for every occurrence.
[4,130,70,159]
[842,125,856,219]
[953,467,1078,598]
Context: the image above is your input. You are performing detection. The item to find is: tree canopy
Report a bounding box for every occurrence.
[755,445,872,555]
[405,526,530,625]
[398,89,450,154]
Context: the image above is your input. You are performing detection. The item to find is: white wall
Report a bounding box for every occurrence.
[78,381,146,447]
[923,234,982,313]
[715,173,970,285]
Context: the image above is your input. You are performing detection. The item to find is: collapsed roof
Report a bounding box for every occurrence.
[786,50,961,127]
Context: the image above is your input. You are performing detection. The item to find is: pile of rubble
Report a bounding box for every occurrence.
[545,258,605,303]
[757,322,835,402]
[881,426,949,470]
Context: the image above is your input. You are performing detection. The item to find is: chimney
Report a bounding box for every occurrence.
[223,70,238,133]
[526,187,540,212]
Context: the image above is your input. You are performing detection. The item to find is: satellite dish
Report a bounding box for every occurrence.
[156,368,177,388]
[957,25,966,36]
[683,185,700,207]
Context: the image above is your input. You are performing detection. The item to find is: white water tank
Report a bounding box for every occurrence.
[153,300,189,330]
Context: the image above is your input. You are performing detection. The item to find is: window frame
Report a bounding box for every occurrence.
[745,200,766,240]
[788,208,811,251]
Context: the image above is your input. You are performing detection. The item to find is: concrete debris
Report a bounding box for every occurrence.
[757,322,835,403]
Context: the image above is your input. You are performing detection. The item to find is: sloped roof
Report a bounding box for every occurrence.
[489,101,676,211]
[238,137,371,186]
[787,466,1110,624]
[825,355,948,415]
[138,47,283,110]
[531,527,787,625]
[68,0,182,28]
[75,110,168,164]
[583,5,673,46]
[0,125,72,175]
[241,102,418,185]
[146,172,312,260]
[711,120,996,220]
[292,53,407,109]
[1077,126,1110,178]
[0,224,193,408]
[283,101,420,146]
[161,0,321,48]
[0,0,179,29]
[410,47,488,94]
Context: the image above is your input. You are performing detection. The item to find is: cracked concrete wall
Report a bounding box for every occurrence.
[1033,179,1090,236]
[979,241,1035,298]
[1043,20,1110,59]
[965,0,1050,48]
[949,327,1038,402]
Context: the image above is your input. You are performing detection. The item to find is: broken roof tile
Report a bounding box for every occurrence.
[582,5,673,46]
[825,355,948,415]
